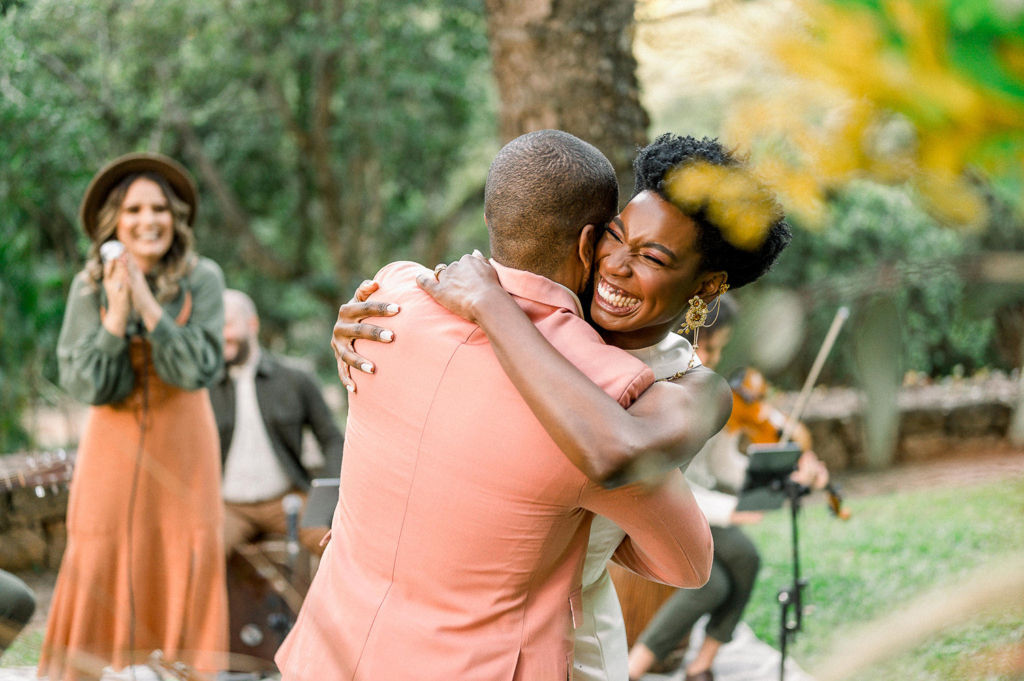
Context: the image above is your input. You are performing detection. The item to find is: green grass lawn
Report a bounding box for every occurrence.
[744,476,1024,679]
[3,629,42,668]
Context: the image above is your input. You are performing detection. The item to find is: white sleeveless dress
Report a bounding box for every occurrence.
[572,332,700,681]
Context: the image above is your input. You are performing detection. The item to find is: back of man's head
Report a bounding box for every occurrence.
[485,130,618,278]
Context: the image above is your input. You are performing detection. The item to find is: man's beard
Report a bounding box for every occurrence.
[226,337,252,367]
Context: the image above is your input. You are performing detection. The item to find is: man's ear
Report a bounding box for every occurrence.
[578,223,597,278]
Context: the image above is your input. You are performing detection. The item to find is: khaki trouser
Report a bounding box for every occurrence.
[224,492,328,558]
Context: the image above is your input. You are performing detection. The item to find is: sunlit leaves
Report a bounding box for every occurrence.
[728,0,1024,227]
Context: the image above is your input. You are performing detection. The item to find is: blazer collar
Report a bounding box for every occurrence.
[490,260,584,318]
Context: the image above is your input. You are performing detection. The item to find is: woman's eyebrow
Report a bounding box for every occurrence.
[641,242,678,262]
[613,217,678,262]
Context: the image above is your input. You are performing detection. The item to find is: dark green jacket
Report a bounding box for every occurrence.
[208,352,344,491]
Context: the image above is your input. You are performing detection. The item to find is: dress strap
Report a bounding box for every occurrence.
[175,291,193,326]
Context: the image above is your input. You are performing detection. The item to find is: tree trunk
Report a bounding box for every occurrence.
[484,0,649,198]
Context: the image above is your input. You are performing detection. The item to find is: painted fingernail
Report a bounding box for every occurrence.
[360,363,374,374]
[386,304,400,313]
[380,330,394,342]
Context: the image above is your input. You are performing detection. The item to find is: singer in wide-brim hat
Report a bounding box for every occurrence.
[40,152,229,680]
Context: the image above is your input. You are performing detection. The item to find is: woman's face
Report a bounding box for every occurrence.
[115,177,174,272]
[696,325,732,370]
[590,190,721,346]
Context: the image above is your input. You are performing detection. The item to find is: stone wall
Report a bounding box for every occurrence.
[777,374,1021,471]
[0,486,68,572]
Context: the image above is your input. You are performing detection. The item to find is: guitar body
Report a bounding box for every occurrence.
[607,562,678,648]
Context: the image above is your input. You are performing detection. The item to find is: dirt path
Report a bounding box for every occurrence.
[835,448,1024,498]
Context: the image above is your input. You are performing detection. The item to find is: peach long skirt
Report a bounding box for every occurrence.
[39,311,228,680]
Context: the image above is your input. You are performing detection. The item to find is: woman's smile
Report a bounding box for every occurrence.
[595,277,642,316]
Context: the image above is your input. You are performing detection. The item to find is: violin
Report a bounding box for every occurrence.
[825,482,851,520]
[727,366,851,521]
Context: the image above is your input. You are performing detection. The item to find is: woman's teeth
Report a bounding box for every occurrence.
[597,280,640,310]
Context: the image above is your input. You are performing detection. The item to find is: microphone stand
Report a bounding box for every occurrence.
[773,306,848,680]
[268,494,304,644]
[775,478,810,681]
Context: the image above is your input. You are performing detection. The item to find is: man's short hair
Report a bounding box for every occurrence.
[632,134,792,289]
[485,130,619,276]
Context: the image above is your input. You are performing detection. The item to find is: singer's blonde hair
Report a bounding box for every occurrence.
[84,172,197,303]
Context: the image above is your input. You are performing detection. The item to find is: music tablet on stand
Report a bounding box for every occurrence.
[301,477,340,528]
[733,443,802,512]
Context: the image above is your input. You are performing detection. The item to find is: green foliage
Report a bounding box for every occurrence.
[0,0,494,448]
[744,477,1024,669]
[764,181,1000,383]
[827,0,1024,205]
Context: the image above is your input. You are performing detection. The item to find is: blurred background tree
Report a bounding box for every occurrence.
[3,0,1024,451]
[485,0,649,192]
[0,0,495,448]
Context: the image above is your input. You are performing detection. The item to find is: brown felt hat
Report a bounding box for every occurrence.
[79,152,198,240]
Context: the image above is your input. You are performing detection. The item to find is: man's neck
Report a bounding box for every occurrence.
[492,256,582,298]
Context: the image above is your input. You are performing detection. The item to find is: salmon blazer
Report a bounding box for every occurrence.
[276,261,713,681]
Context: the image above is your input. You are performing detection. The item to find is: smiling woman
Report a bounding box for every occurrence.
[41,153,228,680]
[590,193,712,349]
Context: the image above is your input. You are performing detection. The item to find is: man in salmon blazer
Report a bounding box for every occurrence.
[276,130,713,681]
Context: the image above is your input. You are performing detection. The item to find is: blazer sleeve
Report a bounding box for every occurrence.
[298,370,345,476]
[578,469,713,588]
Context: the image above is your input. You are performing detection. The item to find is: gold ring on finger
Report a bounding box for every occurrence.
[433,263,448,280]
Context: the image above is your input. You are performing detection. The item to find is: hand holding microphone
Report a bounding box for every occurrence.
[100,240,132,337]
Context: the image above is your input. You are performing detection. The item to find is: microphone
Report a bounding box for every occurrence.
[100,240,125,263]
[282,493,304,572]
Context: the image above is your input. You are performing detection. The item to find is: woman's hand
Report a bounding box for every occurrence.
[332,280,401,394]
[125,255,164,332]
[101,255,132,338]
[415,252,506,325]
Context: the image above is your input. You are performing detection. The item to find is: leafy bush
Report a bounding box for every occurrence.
[762,180,1001,385]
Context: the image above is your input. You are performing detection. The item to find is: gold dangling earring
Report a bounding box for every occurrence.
[675,283,729,372]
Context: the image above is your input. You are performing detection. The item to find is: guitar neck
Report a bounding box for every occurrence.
[0,449,76,494]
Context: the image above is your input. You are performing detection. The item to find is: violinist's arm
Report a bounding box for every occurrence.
[416,257,733,486]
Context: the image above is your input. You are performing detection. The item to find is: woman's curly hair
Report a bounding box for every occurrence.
[632,134,792,289]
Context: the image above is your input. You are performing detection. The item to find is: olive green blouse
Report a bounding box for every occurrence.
[57,257,226,405]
